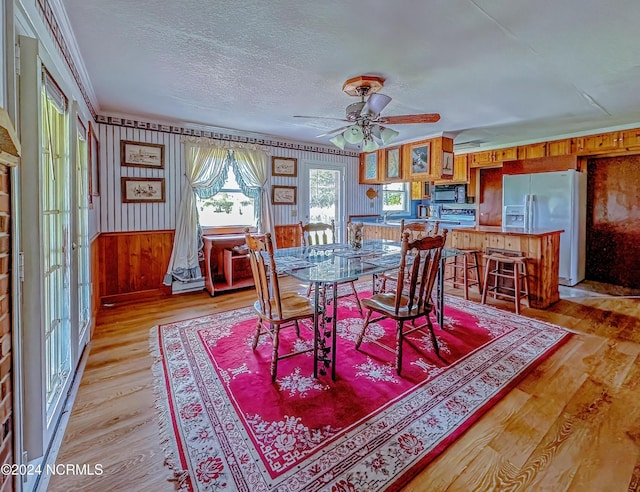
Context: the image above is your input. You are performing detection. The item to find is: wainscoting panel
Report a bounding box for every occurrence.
[98,230,174,303]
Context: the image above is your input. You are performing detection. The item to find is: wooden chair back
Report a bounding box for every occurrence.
[244,230,283,320]
[298,220,335,246]
[392,230,448,316]
[399,219,439,240]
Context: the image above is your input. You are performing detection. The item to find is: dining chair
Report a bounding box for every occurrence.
[244,229,315,382]
[298,220,363,315]
[377,219,439,293]
[355,229,447,375]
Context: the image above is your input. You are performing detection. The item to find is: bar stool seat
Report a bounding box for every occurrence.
[481,252,530,314]
[444,248,483,300]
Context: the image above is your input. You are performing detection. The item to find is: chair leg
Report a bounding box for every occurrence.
[481,258,491,305]
[350,281,364,316]
[396,320,404,375]
[355,309,373,349]
[520,262,530,308]
[462,254,469,300]
[270,325,280,382]
[306,282,312,297]
[473,252,483,296]
[513,265,521,315]
[294,320,300,337]
[426,313,440,356]
[252,320,262,349]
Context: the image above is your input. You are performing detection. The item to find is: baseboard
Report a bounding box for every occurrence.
[101,288,168,305]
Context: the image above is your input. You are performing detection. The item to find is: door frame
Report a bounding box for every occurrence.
[298,161,347,242]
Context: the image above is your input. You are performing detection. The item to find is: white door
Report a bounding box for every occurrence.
[301,163,346,241]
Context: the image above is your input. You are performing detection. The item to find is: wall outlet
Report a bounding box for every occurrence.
[291,210,297,217]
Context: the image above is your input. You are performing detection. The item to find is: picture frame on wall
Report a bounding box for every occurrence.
[271,156,298,177]
[385,146,401,180]
[410,143,430,175]
[121,140,165,169]
[121,177,165,203]
[271,185,297,205]
[441,151,454,178]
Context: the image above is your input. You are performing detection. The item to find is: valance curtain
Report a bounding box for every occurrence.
[164,139,272,286]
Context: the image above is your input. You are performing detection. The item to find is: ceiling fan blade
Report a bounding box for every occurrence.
[362,93,392,118]
[293,115,349,122]
[379,113,441,124]
[316,125,352,138]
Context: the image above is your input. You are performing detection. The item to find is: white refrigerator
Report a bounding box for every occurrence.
[502,170,587,286]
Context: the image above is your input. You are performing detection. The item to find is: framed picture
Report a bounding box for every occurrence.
[384,146,402,180]
[88,122,100,199]
[271,157,298,177]
[121,140,165,169]
[410,143,430,175]
[441,151,454,178]
[121,177,165,203]
[271,185,297,205]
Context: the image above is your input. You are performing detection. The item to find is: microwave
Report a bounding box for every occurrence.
[432,184,466,203]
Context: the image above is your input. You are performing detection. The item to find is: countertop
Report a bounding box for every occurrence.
[449,225,564,236]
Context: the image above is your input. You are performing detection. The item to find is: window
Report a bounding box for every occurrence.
[382,182,410,213]
[197,170,257,227]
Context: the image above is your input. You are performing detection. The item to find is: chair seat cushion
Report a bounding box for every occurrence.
[254,291,315,321]
[362,292,430,318]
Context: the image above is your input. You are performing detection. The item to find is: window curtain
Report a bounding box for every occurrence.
[231,148,273,234]
[163,141,229,285]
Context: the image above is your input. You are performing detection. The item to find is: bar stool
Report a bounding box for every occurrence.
[444,249,483,300]
[481,252,530,315]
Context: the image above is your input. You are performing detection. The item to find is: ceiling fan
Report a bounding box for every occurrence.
[294,75,440,151]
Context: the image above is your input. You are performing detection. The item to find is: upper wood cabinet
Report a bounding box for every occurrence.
[546,138,574,156]
[402,138,436,181]
[469,147,517,168]
[434,153,468,185]
[517,142,547,159]
[380,146,403,182]
[359,150,383,184]
[621,128,640,149]
[575,132,622,154]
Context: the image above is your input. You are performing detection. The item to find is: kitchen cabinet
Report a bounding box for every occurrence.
[411,181,430,200]
[402,136,453,181]
[434,153,468,185]
[517,143,547,159]
[359,150,383,184]
[546,138,574,156]
[621,128,640,150]
[575,132,621,155]
[469,147,517,167]
[379,146,403,182]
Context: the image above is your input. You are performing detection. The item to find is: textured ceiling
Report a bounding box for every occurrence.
[60,0,640,149]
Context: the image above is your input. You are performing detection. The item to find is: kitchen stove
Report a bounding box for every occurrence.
[427,205,476,228]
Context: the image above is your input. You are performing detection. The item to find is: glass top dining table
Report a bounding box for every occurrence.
[272,240,464,380]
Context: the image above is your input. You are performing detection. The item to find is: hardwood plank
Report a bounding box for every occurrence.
[48,278,640,491]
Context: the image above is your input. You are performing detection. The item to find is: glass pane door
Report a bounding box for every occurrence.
[42,91,72,422]
[75,129,90,349]
[304,164,345,242]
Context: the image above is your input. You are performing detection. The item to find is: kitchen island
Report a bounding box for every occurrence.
[448,226,563,309]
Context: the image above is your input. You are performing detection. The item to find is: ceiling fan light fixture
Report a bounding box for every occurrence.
[343,124,364,144]
[329,134,346,149]
[362,138,379,152]
[379,126,399,145]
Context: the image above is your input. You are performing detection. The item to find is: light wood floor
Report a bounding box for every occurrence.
[48,278,640,491]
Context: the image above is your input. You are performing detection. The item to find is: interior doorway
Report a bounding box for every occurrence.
[586,155,640,288]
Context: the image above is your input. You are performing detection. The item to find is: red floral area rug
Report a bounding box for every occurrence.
[150,292,571,491]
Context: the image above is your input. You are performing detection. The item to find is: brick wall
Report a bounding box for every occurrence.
[0,164,12,492]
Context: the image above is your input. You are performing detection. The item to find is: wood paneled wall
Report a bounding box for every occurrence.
[98,230,174,303]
